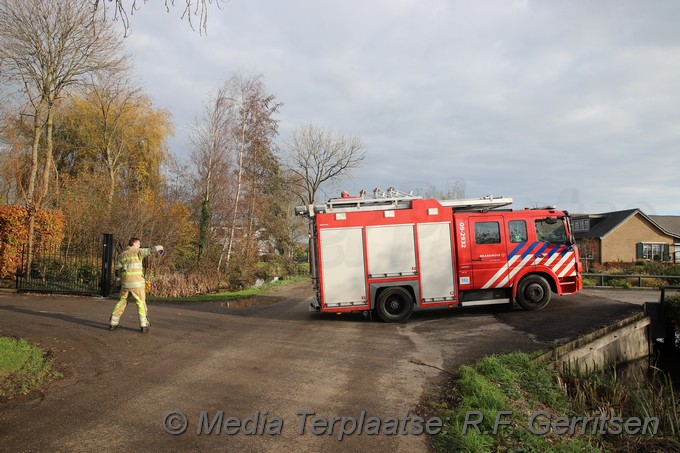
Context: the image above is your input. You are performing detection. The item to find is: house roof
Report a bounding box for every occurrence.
[585,209,638,239]
[574,209,680,240]
[649,215,680,239]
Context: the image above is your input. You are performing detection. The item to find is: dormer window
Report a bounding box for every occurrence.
[573,218,590,232]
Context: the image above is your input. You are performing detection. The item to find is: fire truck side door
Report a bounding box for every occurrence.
[417,222,455,302]
[469,216,508,289]
[319,227,367,307]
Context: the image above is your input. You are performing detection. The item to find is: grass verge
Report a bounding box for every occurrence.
[147,276,308,303]
[435,352,679,452]
[0,337,60,399]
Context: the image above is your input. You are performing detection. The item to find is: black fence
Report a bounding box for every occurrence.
[15,234,115,296]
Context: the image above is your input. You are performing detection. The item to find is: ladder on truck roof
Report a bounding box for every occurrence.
[294,188,513,216]
[439,196,513,210]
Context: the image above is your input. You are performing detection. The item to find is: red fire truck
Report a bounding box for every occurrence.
[295,189,582,322]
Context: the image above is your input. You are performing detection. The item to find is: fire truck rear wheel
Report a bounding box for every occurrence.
[376,287,414,323]
[516,275,551,310]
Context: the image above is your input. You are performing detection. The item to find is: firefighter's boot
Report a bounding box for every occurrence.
[109,315,121,331]
[140,315,150,333]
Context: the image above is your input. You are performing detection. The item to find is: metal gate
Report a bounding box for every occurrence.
[16,233,116,296]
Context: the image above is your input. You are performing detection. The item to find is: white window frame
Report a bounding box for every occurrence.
[641,242,665,261]
[573,218,590,232]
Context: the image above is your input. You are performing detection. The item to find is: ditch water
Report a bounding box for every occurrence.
[220,296,283,309]
[652,337,680,388]
[653,287,680,386]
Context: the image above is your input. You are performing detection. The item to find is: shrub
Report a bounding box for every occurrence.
[255,261,283,281]
[605,267,627,276]
[663,264,680,277]
[147,271,220,298]
[641,260,666,276]
[224,264,258,291]
[0,206,64,279]
[582,277,598,287]
[590,262,607,274]
[607,278,631,288]
[640,277,666,288]
[665,295,680,326]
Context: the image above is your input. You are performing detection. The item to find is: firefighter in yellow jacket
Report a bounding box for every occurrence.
[109,237,163,333]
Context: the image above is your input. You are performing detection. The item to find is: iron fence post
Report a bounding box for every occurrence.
[101,233,114,297]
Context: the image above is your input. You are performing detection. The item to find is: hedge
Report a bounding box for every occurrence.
[0,206,64,279]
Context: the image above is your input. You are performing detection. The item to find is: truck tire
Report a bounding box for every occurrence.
[376,287,414,323]
[516,275,551,310]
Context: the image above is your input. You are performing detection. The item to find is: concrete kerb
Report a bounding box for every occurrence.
[536,308,651,373]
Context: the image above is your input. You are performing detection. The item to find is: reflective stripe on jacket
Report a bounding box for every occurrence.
[116,247,151,289]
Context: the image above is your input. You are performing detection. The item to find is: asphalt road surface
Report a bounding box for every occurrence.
[0,282,649,452]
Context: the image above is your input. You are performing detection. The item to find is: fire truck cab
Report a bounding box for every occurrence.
[295,190,582,322]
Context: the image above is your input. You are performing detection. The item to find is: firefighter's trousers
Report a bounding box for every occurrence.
[110,287,149,328]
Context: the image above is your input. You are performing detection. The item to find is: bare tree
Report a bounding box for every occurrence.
[93,0,226,35]
[577,237,599,272]
[0,0,127,264]
[191,73,281,282]
[0,146,18,204]
[284,123,365,206]
[216,73,280,272]
[190,85,233,263]
[416,179,466,200]
[78,76,141,209]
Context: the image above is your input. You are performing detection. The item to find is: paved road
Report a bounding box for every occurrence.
[0,283,648,452]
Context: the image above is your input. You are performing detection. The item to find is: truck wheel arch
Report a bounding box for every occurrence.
[370,282,419,310]
[511,270,559,299]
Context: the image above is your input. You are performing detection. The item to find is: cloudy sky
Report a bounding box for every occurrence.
[123,0,680,215]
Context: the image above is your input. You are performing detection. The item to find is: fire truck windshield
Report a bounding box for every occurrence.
[535,218,569,244]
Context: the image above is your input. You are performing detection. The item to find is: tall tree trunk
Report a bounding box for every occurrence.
[107,168,116,211]
[198,154,212,263]
[105,145,116,211]
[25,104,44,269]
[40,105,55,203]
[218,120,246,272]
[245,147,259,262]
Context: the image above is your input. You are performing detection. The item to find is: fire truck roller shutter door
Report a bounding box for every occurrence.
[319,227,367,307]
[417,222,455,302]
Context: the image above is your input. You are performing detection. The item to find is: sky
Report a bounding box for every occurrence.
[122,0,680,215]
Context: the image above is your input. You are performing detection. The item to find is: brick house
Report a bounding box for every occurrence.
[573,209,680,264]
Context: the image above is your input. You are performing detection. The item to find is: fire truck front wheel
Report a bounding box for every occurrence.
[516,275,551,310]
[376,287,414,323]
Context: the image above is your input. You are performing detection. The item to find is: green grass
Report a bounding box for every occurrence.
[436,352,680,452]
[0,337,60,399]
[437,352,589,452]
[148,275,308,302]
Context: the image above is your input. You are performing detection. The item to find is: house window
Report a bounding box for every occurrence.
[573,218,590,231]
[640,243,665,260]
